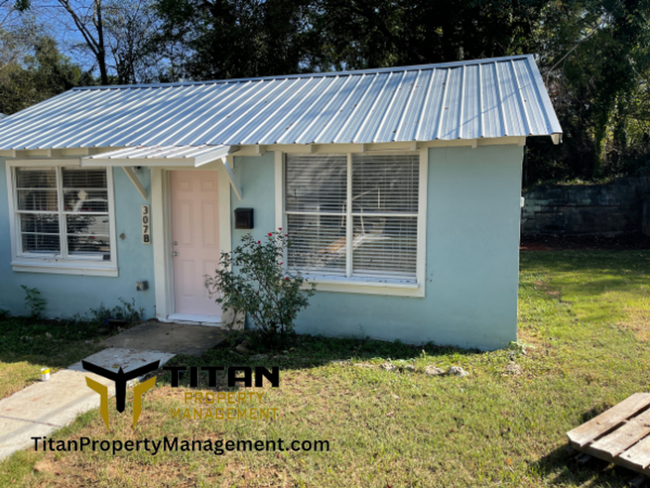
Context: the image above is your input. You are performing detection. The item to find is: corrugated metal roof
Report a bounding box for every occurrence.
[85,144,225,161]
[0,55,561,150]
[81,144,234,167]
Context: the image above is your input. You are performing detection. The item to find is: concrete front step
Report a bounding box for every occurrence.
[68,347,175,374]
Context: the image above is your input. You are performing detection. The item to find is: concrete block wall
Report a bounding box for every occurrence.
[522,174,650,236]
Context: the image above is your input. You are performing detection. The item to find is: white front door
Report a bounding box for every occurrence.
[171,170,222,318]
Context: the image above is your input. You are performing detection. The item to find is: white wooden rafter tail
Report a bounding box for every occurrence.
[221,156,242,200]
[122,166,148,200]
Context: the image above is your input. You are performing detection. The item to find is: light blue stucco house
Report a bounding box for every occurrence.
[0,55,561,350]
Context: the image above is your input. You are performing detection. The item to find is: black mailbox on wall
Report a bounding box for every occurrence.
[234,208,254,229]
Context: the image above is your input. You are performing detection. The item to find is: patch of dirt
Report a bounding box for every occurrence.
[521,233,650,251]
[504,363,523,376]
[618,304,650,342]
[533,280,562,300]
[33,459,58,474]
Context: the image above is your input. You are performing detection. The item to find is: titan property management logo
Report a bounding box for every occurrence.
[82,359,161,430]
[83,361,281,430]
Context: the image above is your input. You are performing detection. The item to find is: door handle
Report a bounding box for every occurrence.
[172,251,179,257]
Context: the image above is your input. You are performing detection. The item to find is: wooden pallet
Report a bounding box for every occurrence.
[567,393,650,476]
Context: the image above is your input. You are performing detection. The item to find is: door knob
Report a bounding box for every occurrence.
[173,241,178,246]
[172,251,179,257]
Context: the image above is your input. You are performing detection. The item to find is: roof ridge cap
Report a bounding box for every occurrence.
[71,55,535,91]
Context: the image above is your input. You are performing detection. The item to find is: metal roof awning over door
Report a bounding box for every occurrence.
[81,145,241,200]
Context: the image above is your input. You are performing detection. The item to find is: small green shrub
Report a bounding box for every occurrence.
[205,230,315,345]
[20,285,46,318]
[87,297,144,326]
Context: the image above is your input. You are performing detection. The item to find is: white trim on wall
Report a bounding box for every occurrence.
[345,153,353,278]
[274,151,288,266]
[151,168,171,318]
[274,151,284,233]
[309,278,421,297]
[5,159,119,277]
[276,149,429,297]
[218,163,232,256]
[416,148,429,296]
[5,161,17,261]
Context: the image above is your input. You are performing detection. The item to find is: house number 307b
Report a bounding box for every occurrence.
[142,205,151,244]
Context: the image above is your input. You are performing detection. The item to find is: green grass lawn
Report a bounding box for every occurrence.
[0,298,142,400]
[0,317,110,400]
[2,250,650,487]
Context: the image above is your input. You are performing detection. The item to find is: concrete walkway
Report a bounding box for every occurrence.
[0,369,115,460]
[99,320,227,356]
[0,321,227,461]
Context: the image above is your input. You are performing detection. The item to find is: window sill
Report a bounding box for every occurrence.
[11,257,118,277]
[302,276,425,297]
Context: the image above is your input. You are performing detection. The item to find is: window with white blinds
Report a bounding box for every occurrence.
[285,153,421,283]
[13,166,112,260]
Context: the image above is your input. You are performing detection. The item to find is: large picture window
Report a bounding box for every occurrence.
[9,163,117,275]
[285,153,423,287]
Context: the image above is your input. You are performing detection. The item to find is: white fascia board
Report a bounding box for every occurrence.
[80,158,196,167]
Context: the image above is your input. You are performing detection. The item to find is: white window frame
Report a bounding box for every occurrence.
[5,159,118,277]
[275,149,428,297]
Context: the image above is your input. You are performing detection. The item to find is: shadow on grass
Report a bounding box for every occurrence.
[0,316,122,368]
[153,330,487,389]
[0,297,145,372]
[526,401,648,487]
[529,441,646,488]
[0,314,143,399]
[520,250,650,276]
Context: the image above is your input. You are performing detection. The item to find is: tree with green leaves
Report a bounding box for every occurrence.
[15,0,111,85]
[151,0,313,80]
[15,0,163,85]
[151,0,650,183]
[526,0,650,183]
[6,0,650,183]
[0,33,90,114]
[303,0,549,71]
